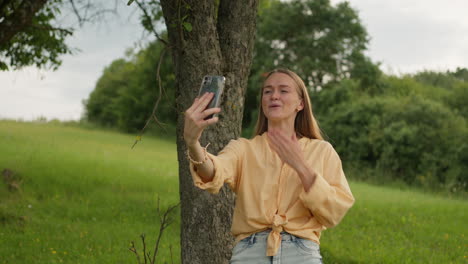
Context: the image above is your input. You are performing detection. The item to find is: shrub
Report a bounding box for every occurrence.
[318,88,467,192]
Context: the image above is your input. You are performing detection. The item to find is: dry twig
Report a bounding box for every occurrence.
[128,198,180,264]
[129,241,142,264]
[130,0,172,149]
[131,46,168,149]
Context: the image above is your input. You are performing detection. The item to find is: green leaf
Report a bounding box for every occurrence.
[182,22,192,32]
[127,0,135,6]
[0,61,8,71]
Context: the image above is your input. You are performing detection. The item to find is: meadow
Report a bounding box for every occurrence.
[0,121,466,263]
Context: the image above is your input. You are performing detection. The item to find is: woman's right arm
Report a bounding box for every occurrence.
[183,92,221,182]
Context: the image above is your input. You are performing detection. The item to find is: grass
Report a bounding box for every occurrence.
[1,120,467,263]
[320,182,467,263]
[0,120,179,263]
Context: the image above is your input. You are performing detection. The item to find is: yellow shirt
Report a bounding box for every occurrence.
[190,133,355,256]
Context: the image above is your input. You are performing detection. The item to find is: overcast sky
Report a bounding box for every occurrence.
[1,0,467,121]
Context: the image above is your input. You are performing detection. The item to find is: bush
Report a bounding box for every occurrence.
[317,85,467,192]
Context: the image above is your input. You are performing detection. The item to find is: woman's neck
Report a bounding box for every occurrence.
[267,120,296,138]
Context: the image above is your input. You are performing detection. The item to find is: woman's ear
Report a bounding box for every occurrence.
[297,99,304,111]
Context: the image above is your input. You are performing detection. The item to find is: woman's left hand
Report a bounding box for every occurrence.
[267,129,305,171]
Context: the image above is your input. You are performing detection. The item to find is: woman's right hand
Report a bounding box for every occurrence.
[183,92,221,146]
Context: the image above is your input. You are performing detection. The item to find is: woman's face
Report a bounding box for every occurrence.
[261,72,304,123]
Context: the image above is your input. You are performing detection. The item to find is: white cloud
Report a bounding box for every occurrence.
[338,0,468,73]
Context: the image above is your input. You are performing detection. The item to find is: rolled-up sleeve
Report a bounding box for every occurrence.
[190,139,242,194]
[299,143,355,228]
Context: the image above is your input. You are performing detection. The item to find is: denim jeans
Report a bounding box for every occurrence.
[230,230,323,264]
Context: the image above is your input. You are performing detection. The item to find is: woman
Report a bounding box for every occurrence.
[184,69,354,263]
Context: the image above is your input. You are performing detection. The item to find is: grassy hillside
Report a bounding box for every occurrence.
[321,183,467,263]
[0,121,466,263]
[0,121,180,263]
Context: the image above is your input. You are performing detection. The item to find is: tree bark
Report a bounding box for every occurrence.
[160,0,259,263]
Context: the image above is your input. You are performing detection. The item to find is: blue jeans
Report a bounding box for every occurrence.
[230,230,323,264]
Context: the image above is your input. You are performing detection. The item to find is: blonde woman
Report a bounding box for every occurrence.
[184,69,354,263]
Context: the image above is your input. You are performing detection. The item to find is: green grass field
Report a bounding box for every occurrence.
[0,121,466,263]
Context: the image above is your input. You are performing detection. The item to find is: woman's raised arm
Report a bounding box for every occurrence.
[183,92,221,182]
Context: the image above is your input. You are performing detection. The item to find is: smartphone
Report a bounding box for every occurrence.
[198,75,225,119]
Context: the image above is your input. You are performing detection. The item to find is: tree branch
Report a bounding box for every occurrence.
[134,0,169,46]
[131,46,168,149]
[67,0,119,27]
[69,0,83,26]
[30,24,73,35]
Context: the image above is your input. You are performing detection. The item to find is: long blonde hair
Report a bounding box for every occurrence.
[253,68,324,140]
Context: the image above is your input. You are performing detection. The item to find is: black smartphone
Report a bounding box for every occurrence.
[198,75,225,119]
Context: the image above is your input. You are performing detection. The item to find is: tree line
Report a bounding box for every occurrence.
[83,0,467,193]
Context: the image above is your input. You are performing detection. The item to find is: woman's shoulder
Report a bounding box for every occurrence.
[218,136,260,156]
[302,138,335,152]
[225,134,267,149]
[226,136,251,145]
[230,134,263,146]
[223,135,257,149]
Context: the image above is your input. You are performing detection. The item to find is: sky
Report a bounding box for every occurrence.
[1,0,467,121]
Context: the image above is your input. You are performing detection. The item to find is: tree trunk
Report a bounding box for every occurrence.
[160,1,259,263]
